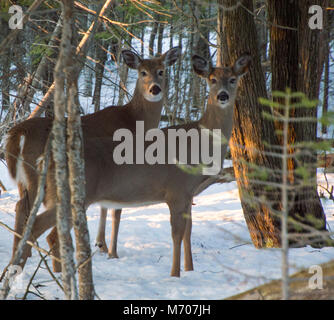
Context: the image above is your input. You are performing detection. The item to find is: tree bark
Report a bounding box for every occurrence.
[67,57,95,301]
[220,0,329,248]
[0,18,10,121]
[220,0,284,248]
[52,0,78,300]
[92,33,108,111]
[53,0,95,300]
[268,0,328,246]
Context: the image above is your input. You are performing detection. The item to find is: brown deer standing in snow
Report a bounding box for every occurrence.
[5,47,182,272]
[15,53,251,277]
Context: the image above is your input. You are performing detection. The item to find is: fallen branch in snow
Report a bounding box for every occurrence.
[22,251,47,300]
[226,260,334,300]
[38,249,64,294]
[217,166,235,183]
[0,179,6,193]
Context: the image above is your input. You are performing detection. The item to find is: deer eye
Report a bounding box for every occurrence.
[210,78,217,84]
[158,70,164,76]
[141,70,147,77]
[229,77,237,85]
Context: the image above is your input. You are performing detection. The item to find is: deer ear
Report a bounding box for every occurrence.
[121,50,143,69]
[233,54,252,77]
[192,55,210,78]
[161,46,182,66]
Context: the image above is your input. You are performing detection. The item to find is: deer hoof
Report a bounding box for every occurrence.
[95,242,108,253]
[108,252,119,259]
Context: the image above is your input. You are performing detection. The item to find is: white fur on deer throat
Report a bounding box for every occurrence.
[143,92,163,102]
[16,135,28,187]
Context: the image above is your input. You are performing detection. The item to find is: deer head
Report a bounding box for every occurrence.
[192,53,251,108]
[122,47,182,103]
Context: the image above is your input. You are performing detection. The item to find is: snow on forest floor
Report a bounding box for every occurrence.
[0,161,334,300]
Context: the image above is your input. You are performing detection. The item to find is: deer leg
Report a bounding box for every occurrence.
[183,206,193,272]
[168,199,192,277]
[46,227,61,272]
[108,209,122,259]
[18,206,57,270]
[95,207,108,253]
[12,185,36,260]
[12,191,29,259]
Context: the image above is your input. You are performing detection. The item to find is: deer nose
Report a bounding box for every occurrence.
[150,85,162,95]
[217,91,229,103]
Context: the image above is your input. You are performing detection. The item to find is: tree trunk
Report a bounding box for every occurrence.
[149,21,158,56]
[92,30,108,111]
[82,3,95,97]
[220,0,282,248]
[193,3,211,119]
[52,0,78,300]
[321,6,332,135]
[67,55,95,301]
[0,18,10,121]
[268,0,328,246]
[220,0,329,248]
[117,33,131,106]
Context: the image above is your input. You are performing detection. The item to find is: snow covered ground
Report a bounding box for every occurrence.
[0,160,333,300]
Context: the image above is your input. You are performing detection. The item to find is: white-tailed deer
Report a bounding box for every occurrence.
[5,47,182,272]
[16,53,251,277]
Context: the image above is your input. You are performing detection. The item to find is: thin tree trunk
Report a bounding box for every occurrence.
[67,57,95,301]
[193,3,210,119]
[255,1,268,63]
[63,1,95,299]
[0,18,10,121]
[149,21,159,56]
[117,32,131,106]
[171,25,183,125]
[82,3,95,97]
[322,34,330,135]
[92,40,108,111]
[52,0,78,300]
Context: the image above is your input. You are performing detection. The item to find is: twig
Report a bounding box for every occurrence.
[37,248,64,294]
[0,179,6,193]
[75,248,98,271]
[0,221,61,265]
[28,0,114,119]
[22,252,46,300]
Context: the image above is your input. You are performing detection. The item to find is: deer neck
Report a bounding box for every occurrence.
[127,83,164,130]
[198,98,235,141]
